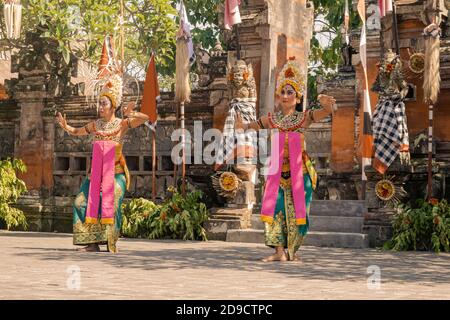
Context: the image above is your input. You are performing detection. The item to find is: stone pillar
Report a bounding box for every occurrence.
[259,0,314,116]
[320,71,357,173]
[14,79,48,193]
[11,32,62,195]
[221,0,314,117]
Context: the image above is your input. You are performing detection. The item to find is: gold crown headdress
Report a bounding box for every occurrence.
[97,35,123,109]
[79,33,141,112]
[99,73,123,109]
[276,57,306,97]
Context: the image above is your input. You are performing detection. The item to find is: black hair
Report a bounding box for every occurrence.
[295,95,304,112]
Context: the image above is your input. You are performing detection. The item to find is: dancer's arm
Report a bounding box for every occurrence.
[56,112,93,136]
[312,94,335,122]
[123,102,150,129]
[303,94,336,127]
[234,113,270,131]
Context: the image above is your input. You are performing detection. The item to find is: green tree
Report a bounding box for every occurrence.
[0,0,178,78]
[308,0,361,106]
[0,0,353,91]
[0,159,28,230]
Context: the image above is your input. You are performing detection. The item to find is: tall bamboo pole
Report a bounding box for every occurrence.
[428,103,433,199]
[181,101,186,196]
[152,131,157,200]
[119,0,125,120]
[392,0,400,55]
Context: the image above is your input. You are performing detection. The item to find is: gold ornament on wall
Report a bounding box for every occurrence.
[212,171,241,199]
[375,176,407,207]
[408,52,425,74]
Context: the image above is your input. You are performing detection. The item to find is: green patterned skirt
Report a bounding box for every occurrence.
[73,174,126,253]
[264,174,313,260]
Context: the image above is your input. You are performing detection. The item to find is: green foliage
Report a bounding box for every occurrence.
[384,199,450,253]
[121,187,209,241]
[1,0,348,93]
[0,1,178,76]
[308,0,361,106]
[183,0,221,51]
[0,159,28,230]
[121,197,159,238]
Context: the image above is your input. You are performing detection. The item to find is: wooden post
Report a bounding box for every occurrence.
[152,130,157,200]
[236,25,241,60]
[180,101,186,196]
[173,101,179,186]
[120,0,125,119]
[427,104,433,200]
[392,0,400,55]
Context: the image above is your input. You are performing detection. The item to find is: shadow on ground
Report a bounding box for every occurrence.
[2,232,450,285]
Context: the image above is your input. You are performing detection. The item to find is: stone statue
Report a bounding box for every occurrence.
[213,59,257,207]
[227,59,257,99]
[339,42,356,72]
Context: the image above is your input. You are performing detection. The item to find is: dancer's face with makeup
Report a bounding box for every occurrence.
[99,96,114,118]
[279,84,299,110]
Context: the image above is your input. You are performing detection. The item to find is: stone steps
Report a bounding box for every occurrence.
[310,200,366,217]
[250,214,364,233]
[226,229,369,248]
[226,200,369,248]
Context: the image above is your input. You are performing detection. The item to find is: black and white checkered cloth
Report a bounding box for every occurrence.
[372,94,410,169]
[215,98,257,165]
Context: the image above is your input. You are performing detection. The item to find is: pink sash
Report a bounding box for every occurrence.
[85,140,116,225]
[260,131,307,225]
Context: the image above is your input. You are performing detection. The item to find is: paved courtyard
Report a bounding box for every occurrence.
[1,231,450,300]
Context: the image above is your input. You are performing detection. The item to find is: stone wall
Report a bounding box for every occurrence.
[1,89,218,232]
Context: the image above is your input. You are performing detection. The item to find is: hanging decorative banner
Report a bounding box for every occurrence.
[141,53,160,131]
[224,0,242,30]
[378,0,393,18]
[179,1,196,66]
[344,0,350,44]
[3,0,22,39]
[357,0,374,183]
[98,34,119,79]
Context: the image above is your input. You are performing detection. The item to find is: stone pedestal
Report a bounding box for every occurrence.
[205,207,253,240]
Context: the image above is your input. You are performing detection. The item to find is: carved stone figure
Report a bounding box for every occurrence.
[227,59,257,99]
[214,59,257,206]
[339,43,356,72]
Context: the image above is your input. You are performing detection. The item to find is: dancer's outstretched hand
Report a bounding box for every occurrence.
[56,112,68,130]
[123,101,136,117]
[318,94,336,114]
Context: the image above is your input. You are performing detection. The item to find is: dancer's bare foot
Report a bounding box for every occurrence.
[77,244,100,252]
[290,254,303,263]
[261,251,288,262]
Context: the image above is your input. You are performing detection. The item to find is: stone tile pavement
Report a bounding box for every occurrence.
[1,231,450,300]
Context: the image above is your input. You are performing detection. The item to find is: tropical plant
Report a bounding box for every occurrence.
[0,158,28,230]
[121,197,159,238]
[154,186,208,240]
[121,187,209,241]
[384,199,450,253]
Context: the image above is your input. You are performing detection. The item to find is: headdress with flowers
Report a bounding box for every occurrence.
[78,34,139,112]
[371,49,407,96]
[99,73,123,109]
[276,57,306,97]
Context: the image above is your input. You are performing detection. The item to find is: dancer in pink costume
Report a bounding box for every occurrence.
[56,74,151,253]
[235,58,335,262]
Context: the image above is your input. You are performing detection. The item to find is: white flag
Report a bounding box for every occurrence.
[179,1,196,66]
